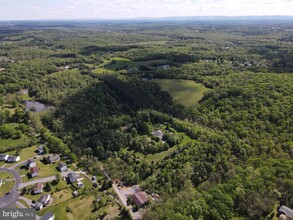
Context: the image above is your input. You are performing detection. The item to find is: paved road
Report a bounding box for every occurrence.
[19,175,56,189]
[0,168,21,208]
[101,168,135,219]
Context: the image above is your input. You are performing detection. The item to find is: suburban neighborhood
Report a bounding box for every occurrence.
[0,143,155,220]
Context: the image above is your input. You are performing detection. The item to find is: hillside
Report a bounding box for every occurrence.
[0,21,292,219]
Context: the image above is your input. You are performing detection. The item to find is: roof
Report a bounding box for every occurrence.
[47,154,60,163]
[0,154,8,159]
[279,206,293,220]
[68,172,77,183]
[132,192,148,207]
[34,182,43,191]
[35,202,43,210]
[26,159,34,165]
[7,155,19,160]
[58,162,67,169]
[39,194,51,204]
[152,130,164,139]
[39,211,54,220]
[30,167,39,174]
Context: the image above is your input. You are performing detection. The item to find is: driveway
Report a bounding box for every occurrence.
[9,155,42,170]
[19,175,56,189]
[0,168,21,208]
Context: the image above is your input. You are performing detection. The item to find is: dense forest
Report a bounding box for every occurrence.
[0,20,292,219]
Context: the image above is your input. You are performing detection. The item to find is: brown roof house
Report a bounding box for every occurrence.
[30,167,39,178]
[132,192,149,207]
[34,182,43,194]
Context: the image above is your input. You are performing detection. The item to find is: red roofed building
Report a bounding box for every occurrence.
[30,167,39,178]
[132,192,148,207]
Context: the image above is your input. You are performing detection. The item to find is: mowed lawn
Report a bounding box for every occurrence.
[92,57,136,74]
[5,145,39,168]
[38,194,96,220]
[0,171,15,196]
[153,79,208,108]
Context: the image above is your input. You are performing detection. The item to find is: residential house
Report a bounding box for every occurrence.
[39,212,55,220]
[35,202,43,211]
[278,206,293,220]
[0,179,3,187]
[72,191,79,196]
[47,154,60,164]
[152,130,164,140]
[77,181,84,188]
[67,172,77,183]
[30,167,39,178]
[132,192,149,207]
[6,155,20,163]
[39,194,53,206]
[33,182,43,194]
[25,159,36,168]
[37,144,45,154]
[0,154,8,161]
[159,65,170,69]
[58,162,67,172]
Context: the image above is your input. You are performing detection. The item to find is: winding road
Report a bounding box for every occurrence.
[0,168,21,208]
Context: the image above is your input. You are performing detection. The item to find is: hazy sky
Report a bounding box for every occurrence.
[0,0,292,20]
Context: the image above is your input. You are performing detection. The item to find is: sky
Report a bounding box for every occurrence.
[0,0,292,20]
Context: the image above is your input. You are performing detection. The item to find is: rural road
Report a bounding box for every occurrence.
[19,175,56,188]
[101,167,136,219]
[0,168,21,208]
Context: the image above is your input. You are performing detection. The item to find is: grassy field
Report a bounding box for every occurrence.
[134,132,194,163]
[38,194,97,220]
[0,171,14,179]
[152,79,208,108]
[0,104,16,115]
[24,180,70,201]
[93,57,136,74]
[22,161,59,183]
[0,175,15,197]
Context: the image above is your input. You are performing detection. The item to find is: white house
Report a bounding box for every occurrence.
[25,159,36,168]
[35,202,43,211]
[6,155,20,163]
[0,154,8,161]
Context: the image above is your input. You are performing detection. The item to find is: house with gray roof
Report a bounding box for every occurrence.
[67,172,77,183]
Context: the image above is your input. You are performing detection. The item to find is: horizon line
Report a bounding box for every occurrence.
[1,15,293,22]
